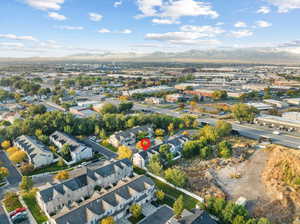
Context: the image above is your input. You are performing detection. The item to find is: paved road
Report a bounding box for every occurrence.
[108,98,300,149]
[0,151,23,224]
[0,151,22,185]
[83,139,117,159]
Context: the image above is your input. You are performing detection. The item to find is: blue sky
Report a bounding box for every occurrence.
[0,0,300,57]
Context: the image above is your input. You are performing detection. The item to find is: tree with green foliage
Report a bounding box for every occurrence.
[19,176,33,192]
[233,215,246,224]
[199,125,219,143]
[218,141,232,158]
[200,146,212,160]
[130,204,142,218]
[232,104,258,123]
[155,190,165,201]
[257,218,272,224]
[61,144,71,157]
[100,103,118,114]
[164,168,187,187]
[216,120,232,137]
[212,90,228,100]
[148,156,163,175]
[118,101,133,113]
[246,218,258,224]
[173,195,184,218]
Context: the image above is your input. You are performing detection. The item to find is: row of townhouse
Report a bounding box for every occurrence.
[37,159,133,216]
[14,135,54,168]
[14,131,94,168]
[109,125,154,148]
[46,175,155,224]
[50,131,93,164]
[133,135,189,169]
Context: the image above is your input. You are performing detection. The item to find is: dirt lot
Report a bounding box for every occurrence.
[213,149,271,211]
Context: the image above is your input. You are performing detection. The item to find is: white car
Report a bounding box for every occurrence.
[272,131,280,135]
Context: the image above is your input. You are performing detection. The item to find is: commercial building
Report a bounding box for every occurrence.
[254,115,300,132]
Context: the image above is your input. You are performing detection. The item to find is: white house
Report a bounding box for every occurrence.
[109,125,154,148]
[14,135,54,168]
[50,131,93,164]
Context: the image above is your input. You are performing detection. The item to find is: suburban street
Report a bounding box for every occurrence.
[0,151,23,224]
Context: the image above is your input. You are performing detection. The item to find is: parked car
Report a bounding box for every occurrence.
[12,211,27,220]
[9,207,26,218]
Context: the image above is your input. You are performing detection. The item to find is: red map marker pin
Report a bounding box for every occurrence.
[140,138,151,151]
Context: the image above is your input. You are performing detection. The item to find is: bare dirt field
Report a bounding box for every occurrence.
[212,149,271,211]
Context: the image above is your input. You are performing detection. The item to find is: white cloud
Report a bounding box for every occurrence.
[98,28,111,33]
[234,21,247,28]
[57,26,84,30]
[0,34,38,41]
[257,6,271,14]
[180,25,225,37]
[48,12,66,20]
[256,20,272,28]
[216,22,224,26]
[119,29,132,34]
[114,1,122,7]
[136,0,218,19]
[0,42,25,48]
[145,25,223,45]
[266,0,300,13]
[136,0,163,17]
[25,0,65,11]
[231,30,253,38]
[89,13,103,21]
[152,18,179,24]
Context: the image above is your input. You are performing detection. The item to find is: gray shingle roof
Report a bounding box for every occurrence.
[138,205,174,224]
[53,175,154,224]
[39,159,132,203]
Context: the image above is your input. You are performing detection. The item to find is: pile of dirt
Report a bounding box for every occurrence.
[260,146,300,223]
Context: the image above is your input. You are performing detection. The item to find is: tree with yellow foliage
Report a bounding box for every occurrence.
[1,140,11,150]
[9,151,27,163]
[100,216,115,224]
[117,146,132,159]
[54,170,70,181]
[6,147,19,156]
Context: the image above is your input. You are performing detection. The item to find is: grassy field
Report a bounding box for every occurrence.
[3,193,23,212]
[151,178,198,210]
[22,191,48,224]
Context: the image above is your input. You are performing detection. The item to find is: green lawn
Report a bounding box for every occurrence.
[3,193,23,212]
[101,141,118,152]
[128,215,145,224]
[28,163,68,176]
[151,178,198,210]
[133,166,147,175]
[22,191,48,224]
